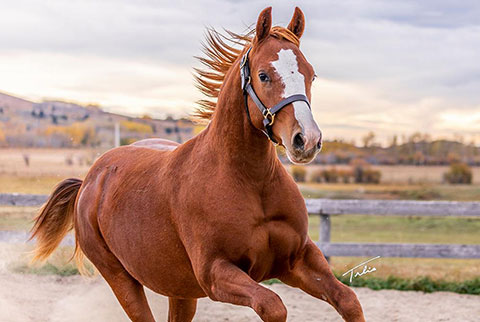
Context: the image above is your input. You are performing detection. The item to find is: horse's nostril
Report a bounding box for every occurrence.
[293,132,305,150]
[317,139,322,150]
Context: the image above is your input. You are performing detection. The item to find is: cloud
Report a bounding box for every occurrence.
[0,51,200,118]
[0,0,478,142]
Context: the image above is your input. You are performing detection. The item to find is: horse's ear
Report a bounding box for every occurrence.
[255,7,272,43]
[287,7,305,39]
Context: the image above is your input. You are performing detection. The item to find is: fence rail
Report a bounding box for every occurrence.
[0,193,48,207]
[1,193,480,259]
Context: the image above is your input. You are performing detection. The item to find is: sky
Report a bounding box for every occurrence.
[0,0,479,144]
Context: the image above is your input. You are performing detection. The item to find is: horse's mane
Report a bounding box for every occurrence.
[193,26,300,121]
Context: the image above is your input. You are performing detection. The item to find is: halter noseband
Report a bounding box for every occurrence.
[240,47,311,144]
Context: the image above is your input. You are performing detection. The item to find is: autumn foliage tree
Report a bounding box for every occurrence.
[44,122,96,147]
[120,120,153,134]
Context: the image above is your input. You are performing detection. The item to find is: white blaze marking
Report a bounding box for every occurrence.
[270,49,317,134]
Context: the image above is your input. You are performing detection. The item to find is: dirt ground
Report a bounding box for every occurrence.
[0,243,479,322]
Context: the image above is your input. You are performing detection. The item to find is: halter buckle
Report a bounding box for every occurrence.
[263,110,275,126]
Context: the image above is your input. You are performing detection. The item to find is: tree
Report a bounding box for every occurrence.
[362,131,375,148]
[389,135,398,148]
[120,120,153,134]
[44,122,96,147]
[408,132,422,144]
[413,151,425,165]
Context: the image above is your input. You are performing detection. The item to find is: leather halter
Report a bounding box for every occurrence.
[240,47,311,144]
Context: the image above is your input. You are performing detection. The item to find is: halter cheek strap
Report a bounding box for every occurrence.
[240,47,311,144]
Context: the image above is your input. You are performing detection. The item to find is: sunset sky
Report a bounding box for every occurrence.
[0,0,479,144]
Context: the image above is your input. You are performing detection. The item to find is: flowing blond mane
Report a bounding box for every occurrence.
[193,26,300,121]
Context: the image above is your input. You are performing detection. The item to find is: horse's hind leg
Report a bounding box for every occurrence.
[168,298,197,322]
[78,229,155,321]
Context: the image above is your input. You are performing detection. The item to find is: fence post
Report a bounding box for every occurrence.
[319,213,331,263]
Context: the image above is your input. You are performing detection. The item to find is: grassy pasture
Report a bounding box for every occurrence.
[308,214,480,281]
[0,148,92,194]
[0,148,92,177]
[300,182,480,201]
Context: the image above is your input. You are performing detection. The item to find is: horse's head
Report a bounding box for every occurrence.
[245,7,322,164]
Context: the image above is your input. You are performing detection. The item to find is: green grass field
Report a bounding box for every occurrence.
[307,214,480,281]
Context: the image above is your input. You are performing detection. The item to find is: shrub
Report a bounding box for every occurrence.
[443,163,472,184]
[349,158,381,184]
[322,168,339,183]
[350,158,369,183]
[120,138,137,146]
[290,165,307,182]
[338,169,353,183]
[364,169,382,184]
[335,274,480,295]
[310,169,323,183]
[311,168,353,184]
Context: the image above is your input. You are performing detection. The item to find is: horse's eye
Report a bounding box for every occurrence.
[312,74,317,82]
[258,72,270,82]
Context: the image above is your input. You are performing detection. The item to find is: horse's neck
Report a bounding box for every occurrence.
[202,65,278,179]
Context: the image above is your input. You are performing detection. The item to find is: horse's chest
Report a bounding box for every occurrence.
[240,214,308,279]
[267,216,307,254]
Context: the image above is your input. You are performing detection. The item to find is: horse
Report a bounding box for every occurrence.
[31,7,365,322]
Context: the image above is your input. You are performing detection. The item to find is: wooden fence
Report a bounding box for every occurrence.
[305,199,480,259]
[1,194,480,259]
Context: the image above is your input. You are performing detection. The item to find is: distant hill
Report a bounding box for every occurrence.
[0,91,34,112]
[0,91,195,148]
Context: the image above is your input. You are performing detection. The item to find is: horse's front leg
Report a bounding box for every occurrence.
[197,259,287,322]
[280,239,366,322]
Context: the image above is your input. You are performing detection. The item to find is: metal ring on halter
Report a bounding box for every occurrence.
[263,110,275,126]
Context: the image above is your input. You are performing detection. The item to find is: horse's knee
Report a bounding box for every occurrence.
[196,260,287,321]
[252,289,287,322]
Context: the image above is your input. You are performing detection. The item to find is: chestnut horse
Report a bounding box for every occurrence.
[31,7,365,322]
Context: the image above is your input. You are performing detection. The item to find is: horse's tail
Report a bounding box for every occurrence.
[30,178,83,263]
